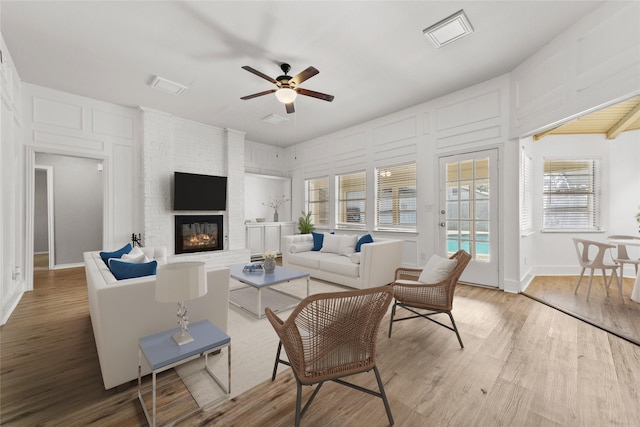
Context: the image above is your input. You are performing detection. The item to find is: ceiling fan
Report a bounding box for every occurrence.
[240,63,334,114]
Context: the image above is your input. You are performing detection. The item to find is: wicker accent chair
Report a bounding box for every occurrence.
[388,250,471,348]
[266,286,395,427]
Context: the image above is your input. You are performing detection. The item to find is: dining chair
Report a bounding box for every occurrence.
[608,235,640,282]
[388,250,471,348]
[266,286,395,427]
[572,238,621,300]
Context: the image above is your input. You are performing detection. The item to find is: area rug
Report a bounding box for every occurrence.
[175,277,348,407]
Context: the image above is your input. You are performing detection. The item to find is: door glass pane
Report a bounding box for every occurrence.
[444,157,491,261]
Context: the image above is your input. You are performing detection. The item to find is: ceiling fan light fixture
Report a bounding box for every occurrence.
[423,9,474,49]
[275,88,297,104]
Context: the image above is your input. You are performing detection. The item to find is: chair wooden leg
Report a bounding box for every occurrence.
[574,268,586,294]
[447,311,464,349]
[272,341,283,381]
[601,269,610,297]
[586,270,595,300]
[295,380,302,427]
[373,366,394,426]
[388,301,397,338]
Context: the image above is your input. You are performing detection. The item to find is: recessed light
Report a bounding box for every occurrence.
[423,9,474,49]
[261,113,289,125]
[149,75,188,96]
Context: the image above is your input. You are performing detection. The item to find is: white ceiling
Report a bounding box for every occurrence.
[1,1,604,147]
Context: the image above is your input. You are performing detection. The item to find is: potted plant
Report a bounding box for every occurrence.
[298,211,314,234]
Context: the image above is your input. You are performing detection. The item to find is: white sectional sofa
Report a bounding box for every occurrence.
[84,247,230,390]
[282,233,404,289]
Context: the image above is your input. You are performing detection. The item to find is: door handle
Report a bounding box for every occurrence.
[440,222,446,227]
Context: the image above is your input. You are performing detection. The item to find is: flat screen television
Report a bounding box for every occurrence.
[173,172,227,211]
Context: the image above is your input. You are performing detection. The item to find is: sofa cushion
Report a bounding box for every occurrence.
[419,254,457,284]
[338,235,358,256]
[350,252,361,264]
[100,243,132,265]
[108,259,158,280]
[320,233,341,254]
[319,256,360,278]
[356,234,374,252]
[288,251,326,269]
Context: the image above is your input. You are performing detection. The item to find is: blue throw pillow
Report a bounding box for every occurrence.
[311,232,324,251]
[100,243,132,265]
[356,234,374,252]
[108,259,157,280]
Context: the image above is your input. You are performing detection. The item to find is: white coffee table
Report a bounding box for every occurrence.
[229,264,310,318]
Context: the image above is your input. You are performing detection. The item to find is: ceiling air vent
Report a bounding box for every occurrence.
[423,9,474,49]
[149,75,188,96]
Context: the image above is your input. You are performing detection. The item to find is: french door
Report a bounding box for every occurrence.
[438,149,499,287]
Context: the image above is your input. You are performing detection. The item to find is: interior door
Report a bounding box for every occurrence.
[438,149,499,287]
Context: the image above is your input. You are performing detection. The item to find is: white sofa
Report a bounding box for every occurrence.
[84,248,230,390]
[281,234,404,289]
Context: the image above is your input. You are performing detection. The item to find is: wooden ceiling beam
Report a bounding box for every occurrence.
[533,125,561,141]
[606,101,640,140]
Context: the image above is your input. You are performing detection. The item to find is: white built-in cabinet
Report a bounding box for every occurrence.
[247,222,295,258]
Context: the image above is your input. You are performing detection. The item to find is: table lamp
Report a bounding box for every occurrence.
[155,261,207,345]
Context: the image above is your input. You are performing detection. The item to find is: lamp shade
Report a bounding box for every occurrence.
[155,261,207,303]
[275,88,297,104]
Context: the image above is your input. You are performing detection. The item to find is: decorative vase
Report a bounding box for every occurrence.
[273,211,278,222]
[264,257,276,273]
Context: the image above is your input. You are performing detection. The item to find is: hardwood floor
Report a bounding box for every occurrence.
[1,269,639,426]
[524,275,640,345]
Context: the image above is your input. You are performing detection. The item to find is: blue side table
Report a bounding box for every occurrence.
[137,320,231,426]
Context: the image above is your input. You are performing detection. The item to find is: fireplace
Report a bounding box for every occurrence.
[175,215,223,254]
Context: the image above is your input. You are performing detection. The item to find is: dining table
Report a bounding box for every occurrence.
[609,237,640,303]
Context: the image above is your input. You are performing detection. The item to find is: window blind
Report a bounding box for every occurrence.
[520,150,533,235]
[543,158,600,231]
[376,162,416,230]
[305,176,329,226]
[336,171,366,228]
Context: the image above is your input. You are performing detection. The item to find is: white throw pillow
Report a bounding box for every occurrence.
[418,254,457,284]
[338,235,358,256]
[320,233,341,254]
[121,247,148,263]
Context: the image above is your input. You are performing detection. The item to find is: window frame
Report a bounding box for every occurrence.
[542,157,601,232]
[304,176,329,227]
[335,170,367,229]
[375,162,417,231]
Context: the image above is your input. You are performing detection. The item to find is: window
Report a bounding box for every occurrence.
[543,158,600,231]
[520,149,533,235]
[336,171,366,228]
[305,176,329,227]
[376,163,416,230]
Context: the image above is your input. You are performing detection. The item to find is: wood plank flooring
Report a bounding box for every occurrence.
[1,269,639,426]
[524,275,639,345]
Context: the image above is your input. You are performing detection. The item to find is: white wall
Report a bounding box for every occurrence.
[528,131,640,278]
[35,153,103,265]
[140,109,250,267]
[285,74,512,288]
[244,173,292,222]
[1,33,24,325]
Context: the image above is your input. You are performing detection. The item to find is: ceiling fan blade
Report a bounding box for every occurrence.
[296,88,335,102]
[241,66,277,84]
[240,89,276,100]
[285,102,295,114]
[290,66,319,86]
